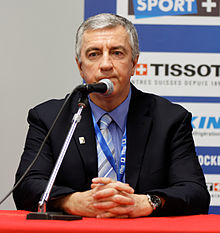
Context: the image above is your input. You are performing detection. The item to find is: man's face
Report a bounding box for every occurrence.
[76,25,138,103]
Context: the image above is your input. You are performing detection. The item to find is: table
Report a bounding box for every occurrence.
[0,210,220,233]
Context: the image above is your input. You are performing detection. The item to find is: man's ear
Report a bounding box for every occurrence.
[131,55,139,76]
[75,57,83,77]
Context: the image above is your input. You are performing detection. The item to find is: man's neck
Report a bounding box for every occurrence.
[89,90,129,112]
[89,95,120,112]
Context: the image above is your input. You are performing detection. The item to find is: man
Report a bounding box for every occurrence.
[13,13,210,218]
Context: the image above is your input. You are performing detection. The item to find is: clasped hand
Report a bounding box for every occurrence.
[58,177,153,218]
[91,177,136,218]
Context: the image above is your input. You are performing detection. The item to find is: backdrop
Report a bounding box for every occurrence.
[84,0,220,214]
[1,0,219,214]
[0,0,84,210]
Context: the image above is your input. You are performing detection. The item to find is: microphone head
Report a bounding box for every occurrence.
[99,79,114,96]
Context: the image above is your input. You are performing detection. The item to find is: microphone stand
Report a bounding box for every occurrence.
[27,94,88,220]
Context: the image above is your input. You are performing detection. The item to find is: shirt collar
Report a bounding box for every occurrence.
[89,88,131,133]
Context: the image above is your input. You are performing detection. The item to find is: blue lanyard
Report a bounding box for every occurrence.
[92,114,126,182]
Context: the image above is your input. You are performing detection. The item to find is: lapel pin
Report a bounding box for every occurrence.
[79,137,85,144]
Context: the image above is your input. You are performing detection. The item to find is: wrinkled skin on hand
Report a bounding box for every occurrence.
[55,177,154,218]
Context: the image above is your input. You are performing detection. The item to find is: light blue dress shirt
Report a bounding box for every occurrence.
[89,88,131,173]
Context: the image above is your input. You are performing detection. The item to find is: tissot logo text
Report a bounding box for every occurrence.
[135,63,220,77]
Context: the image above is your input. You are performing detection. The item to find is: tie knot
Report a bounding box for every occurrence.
[100,114,112,130]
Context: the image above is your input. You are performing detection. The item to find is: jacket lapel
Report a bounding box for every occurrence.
[126,86,153,189]
[70,86,153,188]
[73,103,98,181]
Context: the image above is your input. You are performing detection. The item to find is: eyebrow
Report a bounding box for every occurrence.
[85,46,127,54]
[111,46,127,53]
[86,47,100,53]
[85,47,100,57]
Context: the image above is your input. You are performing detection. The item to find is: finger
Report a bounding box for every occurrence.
[96,212,129,218]
[93,187,117,199]
[96,212,115,218]
[108,205,133,215]
[93,200,119,209]
[92,178,134,194]
[114,215,129,219]
[111,182,134,194]
[112,194,134,205]
[91,183,103,189]
[93,193,134,206]
[92,177,115,185]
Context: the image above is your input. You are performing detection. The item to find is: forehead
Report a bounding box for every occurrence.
[81,25,131,49]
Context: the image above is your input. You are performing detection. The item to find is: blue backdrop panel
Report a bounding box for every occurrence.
[85,0,220,53]
[136,24,220,53]
[84,0,116,19]
[84,0,220,214]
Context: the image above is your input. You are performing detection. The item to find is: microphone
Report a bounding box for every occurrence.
[76,79,114,95]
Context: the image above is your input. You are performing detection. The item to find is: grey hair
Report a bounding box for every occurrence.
[75,13,140,62]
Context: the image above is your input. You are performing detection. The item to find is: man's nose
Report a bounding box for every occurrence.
[99,53,113,71]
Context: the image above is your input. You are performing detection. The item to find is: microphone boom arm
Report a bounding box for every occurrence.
[37,81,112,213]
[38,104,85,213]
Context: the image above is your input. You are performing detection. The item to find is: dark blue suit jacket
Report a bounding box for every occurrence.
[13,85,210,216]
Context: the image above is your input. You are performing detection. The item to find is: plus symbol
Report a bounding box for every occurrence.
[201,0,217,13]
[136,64,147,75]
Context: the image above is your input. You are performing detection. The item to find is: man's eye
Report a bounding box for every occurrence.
[88,52,99,59]
[89,53,96,57]
[112,51,124,57]
[114,51,121,55]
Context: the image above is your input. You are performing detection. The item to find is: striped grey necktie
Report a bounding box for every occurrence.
[97,114,117,180]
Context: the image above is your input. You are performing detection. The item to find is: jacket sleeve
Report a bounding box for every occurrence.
[13,107,75,212]
[149,111,210,216]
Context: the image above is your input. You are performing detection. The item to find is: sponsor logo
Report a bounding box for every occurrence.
[135,63,220,77]
[130,0,220,18]
[207,183,220,192]
[198,155,220,166]
[136,64,148,75]
[205,175,220,206]
[196,148,220,172]
[215,183,220,191]
[133,0,198,17]
[200,0,218,14]
[131,53,220,98]
[192,116,220,143]
[192,116,220,147]
[192,116,220,129]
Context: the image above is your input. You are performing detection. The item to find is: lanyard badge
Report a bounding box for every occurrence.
[92,114,126,182]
